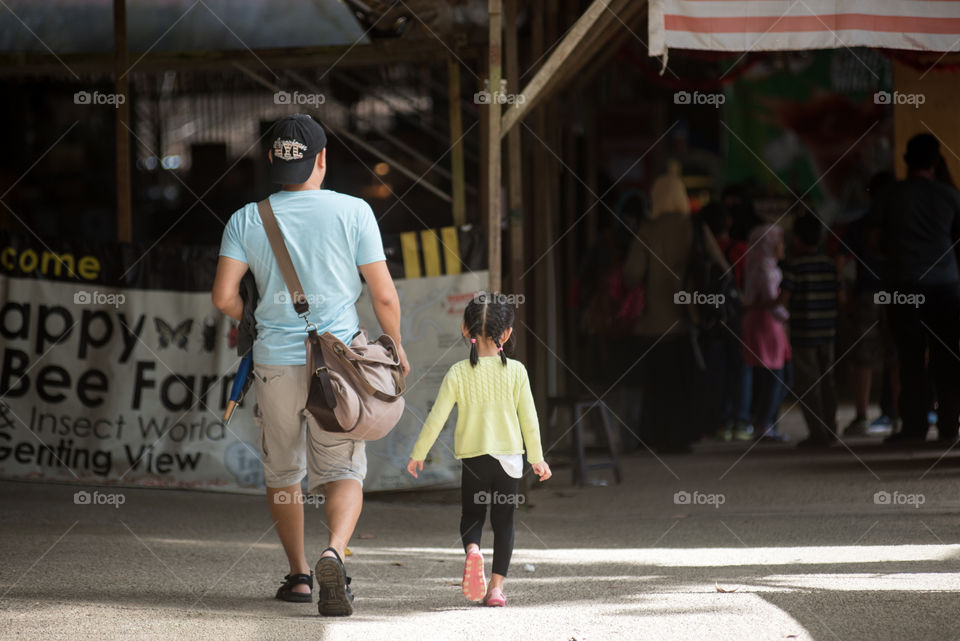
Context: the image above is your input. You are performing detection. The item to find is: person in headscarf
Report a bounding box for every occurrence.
[622,172,727,453]
[742,223,791,442]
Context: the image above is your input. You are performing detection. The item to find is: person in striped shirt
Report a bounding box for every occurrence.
[779,213,840,448]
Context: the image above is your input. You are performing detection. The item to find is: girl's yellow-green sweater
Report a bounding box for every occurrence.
[410,357,544,464]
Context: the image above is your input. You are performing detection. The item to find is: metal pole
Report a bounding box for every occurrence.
[114,0,132,242]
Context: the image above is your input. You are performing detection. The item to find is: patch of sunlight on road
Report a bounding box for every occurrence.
[757,572,960,591]
[351,544,960,567]
[141,537,281,549]
[320,594,816,641]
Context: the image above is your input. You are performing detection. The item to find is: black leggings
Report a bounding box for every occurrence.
[459,455,519,577]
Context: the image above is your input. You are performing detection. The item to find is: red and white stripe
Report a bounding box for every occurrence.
[649,0,960,55]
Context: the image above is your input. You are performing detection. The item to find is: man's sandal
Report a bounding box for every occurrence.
[275,572,313,603]
[315,547,354,616]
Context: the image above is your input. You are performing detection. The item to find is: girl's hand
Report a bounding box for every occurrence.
[532,461,552,481]
[406,459,424,478]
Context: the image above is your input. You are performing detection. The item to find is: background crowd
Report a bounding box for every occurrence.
[576,133,960,454]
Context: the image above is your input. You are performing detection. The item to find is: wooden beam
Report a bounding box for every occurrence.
[114,0,132,243]
[0,41,485,77]
[487,0,503,293]
[448,57,467,227]
[500,0,611,137]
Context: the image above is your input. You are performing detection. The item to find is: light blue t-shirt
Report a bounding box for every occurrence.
[219,189,386,365]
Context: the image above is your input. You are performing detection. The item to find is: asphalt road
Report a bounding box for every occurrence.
[2,406,960,641]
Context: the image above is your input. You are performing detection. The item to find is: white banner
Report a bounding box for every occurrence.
[359,270,488,491]
[0,270,487,493]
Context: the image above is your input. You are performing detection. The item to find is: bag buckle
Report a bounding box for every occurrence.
[299,311,317,332]
[314,366,328,377]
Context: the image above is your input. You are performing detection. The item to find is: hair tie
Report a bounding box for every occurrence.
[470,338,476,343]
[497,346,503,351]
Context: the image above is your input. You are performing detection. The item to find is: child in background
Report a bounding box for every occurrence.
[406,293,552,607]
[742,224,792,442]
[780,213,840,447]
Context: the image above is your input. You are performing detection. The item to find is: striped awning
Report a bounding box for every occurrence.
[649,0,960,56]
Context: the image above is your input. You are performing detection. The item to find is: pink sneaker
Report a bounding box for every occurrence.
[483,586,506,607]
[461,548,486,602]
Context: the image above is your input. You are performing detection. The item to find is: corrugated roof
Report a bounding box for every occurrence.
[0,0,370,54]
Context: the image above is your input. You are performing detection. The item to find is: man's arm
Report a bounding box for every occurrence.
[358,260,411,376]
[212,256,249,321]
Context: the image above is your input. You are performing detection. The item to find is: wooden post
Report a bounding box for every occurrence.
[544,0,560,397]
[564,101,578,376]
[114,0,132,243]
[448,57,467,227]
[561,0,579,379]
[478,59,489,242]
[487,0,503,293]
[531,0,549,415]
[505,0,525,361]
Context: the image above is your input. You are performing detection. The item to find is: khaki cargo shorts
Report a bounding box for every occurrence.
[252,362,367,493]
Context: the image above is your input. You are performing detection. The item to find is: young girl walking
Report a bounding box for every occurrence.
[406,293,551,607]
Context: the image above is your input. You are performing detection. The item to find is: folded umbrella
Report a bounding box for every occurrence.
[223,352,253,422]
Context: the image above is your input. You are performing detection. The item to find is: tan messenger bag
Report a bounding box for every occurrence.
[257,198,406,441]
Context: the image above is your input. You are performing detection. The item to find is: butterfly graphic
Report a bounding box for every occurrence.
[154,318,193,350]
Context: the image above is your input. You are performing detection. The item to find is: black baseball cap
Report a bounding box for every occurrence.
[268,114,327,184]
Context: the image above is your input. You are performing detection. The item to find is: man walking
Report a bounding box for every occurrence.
[871,133,960,444]
[212,114,410,615]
